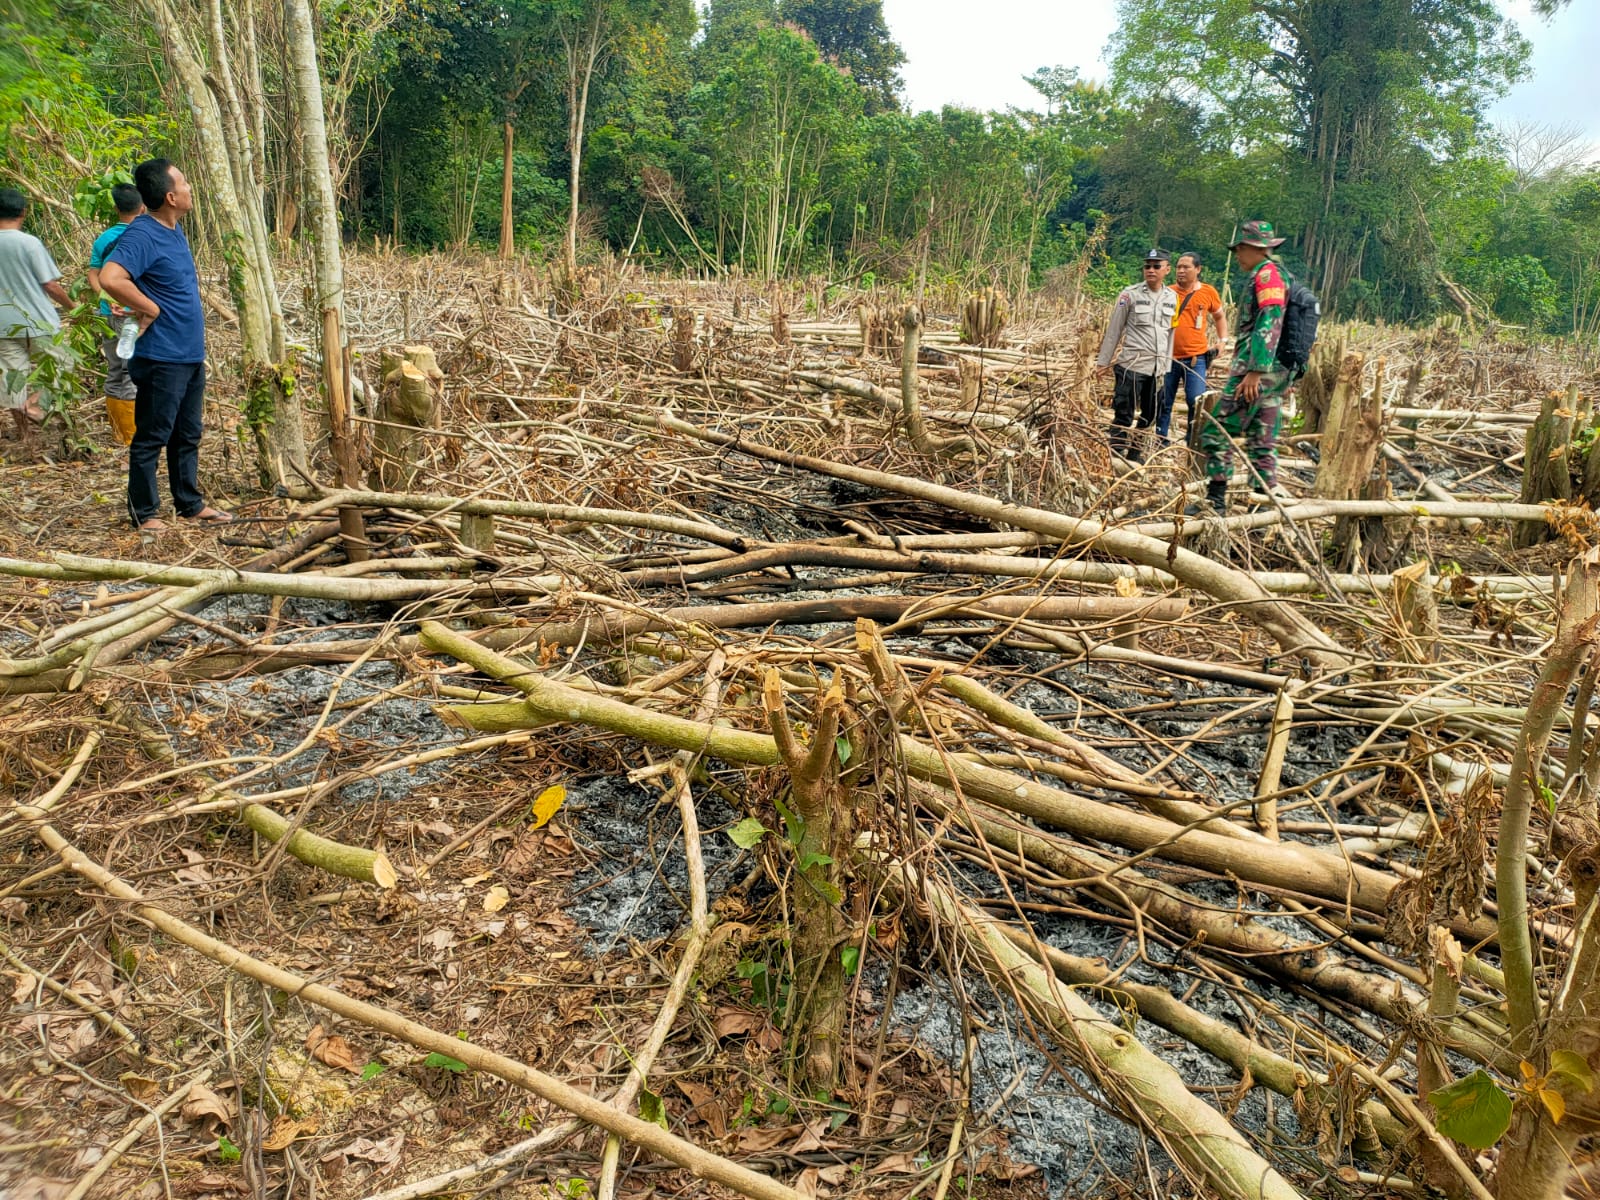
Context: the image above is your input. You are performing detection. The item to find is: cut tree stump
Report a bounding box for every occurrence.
[961,287,1008,348]
[1314,353,1394,565]
[370,345,443,491]
[1389,560,1440,665]
[1515,386,1577,549]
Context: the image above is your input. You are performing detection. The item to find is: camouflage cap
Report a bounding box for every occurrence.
[1227,220,1286,250]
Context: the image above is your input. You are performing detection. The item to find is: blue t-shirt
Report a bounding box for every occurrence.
[104,213,205,363]
[89,222,134,317]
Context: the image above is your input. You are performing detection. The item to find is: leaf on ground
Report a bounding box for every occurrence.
[712,1007,761,1038]
[1429,1069,1512,1149]
[305,1023,364,1073]
[119,1072,161,1102]
[261,1114,320,1152]
[788,1119,832,1154]
[794,1167,820,1198]
[483,884,510,913]
[674,1079,729,1138]
[320,1133,405,1166]
[421,1051,469,1073]
[530,783,566,830]
[868,1153,922,1175]
[735,1125,795,1152]
[181,1081,234,1132]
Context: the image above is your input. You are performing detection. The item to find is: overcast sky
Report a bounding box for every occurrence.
[883,0,1599,152]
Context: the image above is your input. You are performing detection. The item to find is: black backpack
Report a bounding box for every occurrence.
[1276,270,1321,376]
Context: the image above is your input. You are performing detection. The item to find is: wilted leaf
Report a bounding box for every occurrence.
[483,885,510,913]
[788,1120,831,1154]
[674,1079,728,1138]
[182,1082,234,1132]
[321,1133,404,1166]
[305,1024,363,1073]
[713,1008,761,1037]
[728,818,768,849]
[868,1152,922,1175]
[120,1073,161,1102]
[261,1115,319,1152]
[1540,1087,1566,1124]
[1430,1069,1512,1149]
[530,784,566,830]
[735,1125,794,1152]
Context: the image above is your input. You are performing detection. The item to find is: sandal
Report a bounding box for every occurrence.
[182,507,234,525]
[137,518,170,533]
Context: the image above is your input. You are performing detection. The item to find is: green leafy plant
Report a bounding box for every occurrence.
[728,817,769,849]
[422,1051,470,1073]
[216,1135,242,1163]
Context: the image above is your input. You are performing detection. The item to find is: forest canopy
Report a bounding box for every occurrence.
[2,0,1596,335]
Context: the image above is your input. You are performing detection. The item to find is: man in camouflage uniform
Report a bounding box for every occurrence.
[1193,220,1293,516]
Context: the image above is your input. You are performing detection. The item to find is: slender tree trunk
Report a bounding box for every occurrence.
[499,119,515,260]
[138,0,307,486]
[284,0,366,560]
[562,6,604,283]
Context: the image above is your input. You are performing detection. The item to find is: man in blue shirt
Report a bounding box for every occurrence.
[99,159,232,530]
[87,182,144,446]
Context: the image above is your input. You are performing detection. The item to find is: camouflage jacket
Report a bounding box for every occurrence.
[1233,257,1287,375]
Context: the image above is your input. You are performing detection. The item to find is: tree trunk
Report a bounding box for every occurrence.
[562,4,605,284]
[140,0,306,487]
[284,0,365,559]
[499,119,515,261]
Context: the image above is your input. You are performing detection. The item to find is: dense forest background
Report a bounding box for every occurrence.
[2,0,1596,337]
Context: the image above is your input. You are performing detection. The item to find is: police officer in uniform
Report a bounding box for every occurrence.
[1096,248,1177,463]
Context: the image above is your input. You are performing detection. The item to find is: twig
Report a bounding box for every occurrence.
[63,1069,212,1200]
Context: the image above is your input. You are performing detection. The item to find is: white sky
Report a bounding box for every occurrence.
[885,0,1600,151]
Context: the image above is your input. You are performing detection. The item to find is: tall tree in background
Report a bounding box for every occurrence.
[134,0,308,483]
[550,0,693,281]
[1111,0,1529,311]
[286,0,367,560]
[778,0,905,114]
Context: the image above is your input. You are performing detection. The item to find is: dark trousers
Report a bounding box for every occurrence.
[1158,354,1211,440]
[1109,365,1158,459]
[127,358,206,526]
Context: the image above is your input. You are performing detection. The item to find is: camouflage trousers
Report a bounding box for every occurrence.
[1198,368,1292,487]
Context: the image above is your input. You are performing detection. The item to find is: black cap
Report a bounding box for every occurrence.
[1143,248,1170,264]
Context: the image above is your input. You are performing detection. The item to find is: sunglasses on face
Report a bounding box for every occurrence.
[1143,263,1165,269]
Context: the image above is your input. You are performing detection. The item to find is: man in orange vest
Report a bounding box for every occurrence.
[1157,251,1226,443]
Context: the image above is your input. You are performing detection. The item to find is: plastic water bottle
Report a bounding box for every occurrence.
[115,320,139,361]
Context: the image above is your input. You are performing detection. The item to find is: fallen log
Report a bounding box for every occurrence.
[650,414,1354,671]
[11,810,809,1200]
[878,859,1308,1200]
[418,622,1493,934]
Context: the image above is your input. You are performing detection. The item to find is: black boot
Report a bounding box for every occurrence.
[1185,480,1228,517]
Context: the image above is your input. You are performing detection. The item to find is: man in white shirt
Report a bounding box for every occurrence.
[0,188,71,453]
[1095,248,1177,463]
